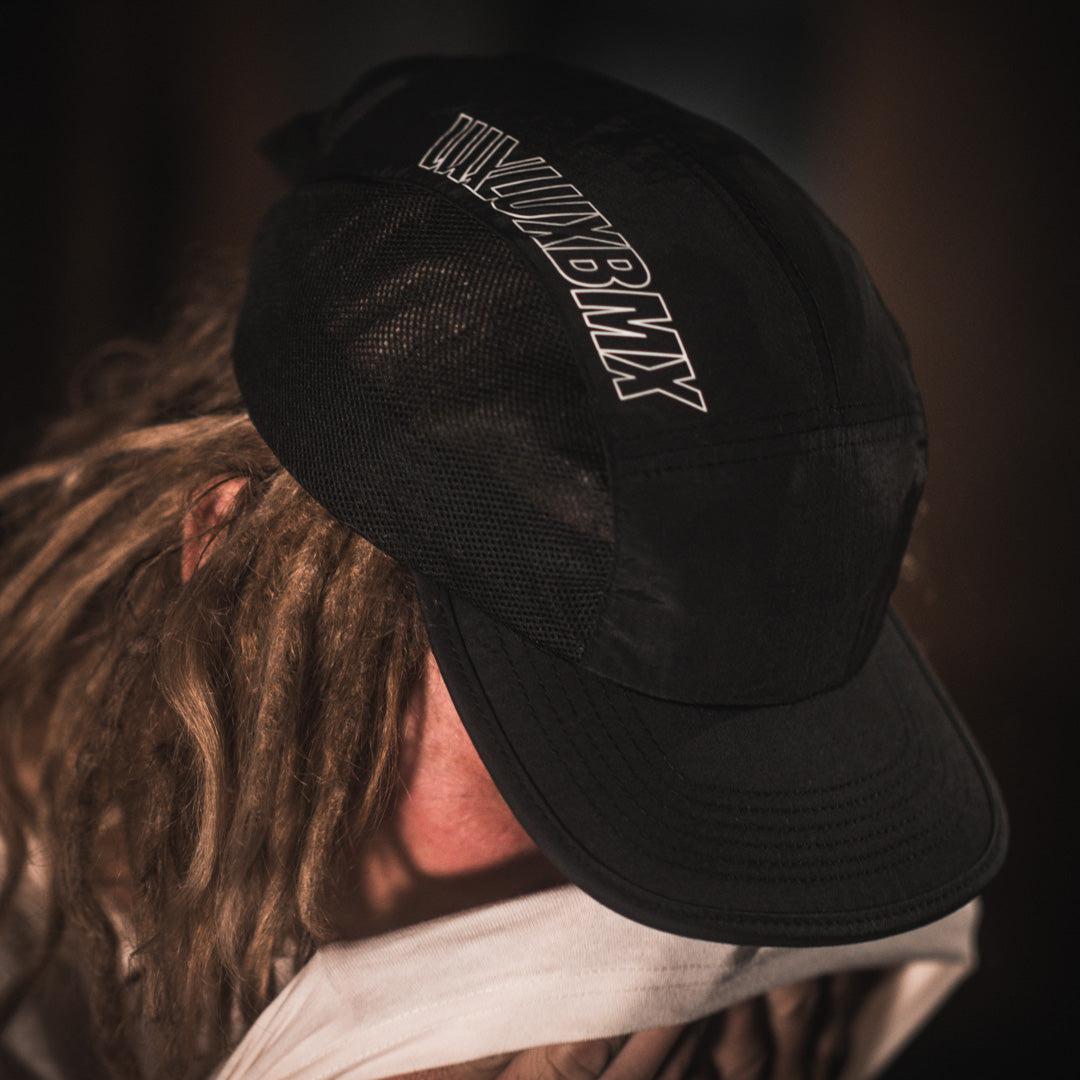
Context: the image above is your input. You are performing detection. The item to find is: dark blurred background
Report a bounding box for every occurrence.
[2,2,1075,1075]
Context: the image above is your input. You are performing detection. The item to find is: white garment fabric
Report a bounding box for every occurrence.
[213,884,981,1080]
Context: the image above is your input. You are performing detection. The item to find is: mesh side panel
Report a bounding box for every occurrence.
[234,179,614,658]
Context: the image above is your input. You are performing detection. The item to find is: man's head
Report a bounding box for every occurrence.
[234,52,1005,948]
[0,54,1007,1080]
[184,481,562,936]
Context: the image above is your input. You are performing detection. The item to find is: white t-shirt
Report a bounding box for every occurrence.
[212,884,981,1080]
[0,835,979,1080]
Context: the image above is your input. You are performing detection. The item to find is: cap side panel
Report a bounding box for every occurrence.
[233,178,615,657]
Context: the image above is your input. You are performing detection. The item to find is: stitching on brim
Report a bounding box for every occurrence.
[578,662,931,845]
[597,646,916,805]
[435,589,1003,931]
[490,625,958,878]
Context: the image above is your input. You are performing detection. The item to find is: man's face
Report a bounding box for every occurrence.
[391,651,543,878]
[322,651,566,940]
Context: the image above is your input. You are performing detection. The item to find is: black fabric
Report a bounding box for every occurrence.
[234,180,613,656]
[236,54,927,704]
[418,576,1008,945]
[233,54,1009,945]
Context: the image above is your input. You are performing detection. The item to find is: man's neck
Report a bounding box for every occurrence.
[323,828,566,941]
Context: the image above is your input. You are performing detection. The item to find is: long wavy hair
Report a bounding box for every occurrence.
[0,264,428,1078]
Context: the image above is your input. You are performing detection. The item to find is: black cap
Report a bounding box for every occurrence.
[233,54,1008,945]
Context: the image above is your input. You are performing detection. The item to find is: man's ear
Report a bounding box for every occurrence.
[181,477,248,583]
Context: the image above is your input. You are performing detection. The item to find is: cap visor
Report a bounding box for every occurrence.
[415,576,1008,946]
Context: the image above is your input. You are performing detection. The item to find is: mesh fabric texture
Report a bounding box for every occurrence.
[234,179,614,657]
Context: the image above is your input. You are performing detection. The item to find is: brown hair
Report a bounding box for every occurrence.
[0,265,428,1077]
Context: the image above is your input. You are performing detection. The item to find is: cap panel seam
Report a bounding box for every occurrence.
[491,617,955,882]
[568,652,936,843]
[620,426,925,478]
[612,398,919,446]
[651,128,842,408]
[725,178,843,407]
[600,654,916,805]
[500,625,955,876]
[616,409,924,464]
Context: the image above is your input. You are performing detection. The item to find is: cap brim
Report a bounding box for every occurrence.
[414,576,1008,946]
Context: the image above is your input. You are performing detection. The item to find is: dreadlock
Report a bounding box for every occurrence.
[0,263,427,1078]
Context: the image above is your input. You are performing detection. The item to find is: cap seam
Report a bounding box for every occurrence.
[571,652,942,854]
[496,625,956,878]
[652,128,842,408]
[613,398,917,444]
[490,609,989,911]
[603,650,918,806]
[621,426,925,478]
[616,409,924,464]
